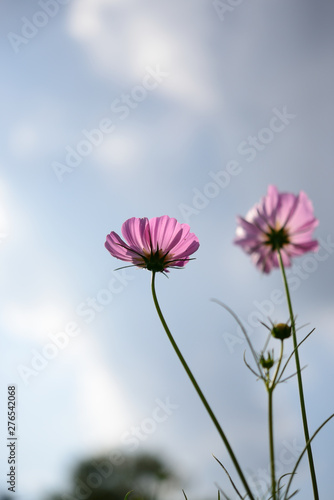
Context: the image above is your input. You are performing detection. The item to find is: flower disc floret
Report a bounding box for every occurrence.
[142,248,172,272]
[265,226,290,251]
[105,215,199,272]
[234,185,319,273]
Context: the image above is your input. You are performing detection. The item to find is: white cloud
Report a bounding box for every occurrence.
[8,123,41,158]
[0,180,10,238]
[95,130,145,173]
[69,335,130,448]
[66,0,221,112]
[7,98,67,161]
[2,301,68,341]
[12,333,130,498]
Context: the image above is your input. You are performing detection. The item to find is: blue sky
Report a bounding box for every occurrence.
[1,0,334,498]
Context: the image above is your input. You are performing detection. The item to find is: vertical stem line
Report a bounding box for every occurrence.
[151,272,255,500]
[277,250,319,499]
[268,388,276,500]
[267,340,283,500]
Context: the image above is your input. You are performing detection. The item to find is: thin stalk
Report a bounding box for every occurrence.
[267,340,284,500]
[271,339,284,389]
[151,272,255,500]
[277,250,319,499]
[268,388,276,500]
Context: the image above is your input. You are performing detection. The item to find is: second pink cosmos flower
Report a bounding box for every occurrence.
[234,185,319,273]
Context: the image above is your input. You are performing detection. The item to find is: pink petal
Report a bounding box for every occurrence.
[276,193,299,228]
[168,231,199,257]
[285,191,318,234]
[105,232,135,261]
[251,246,273,273]
[262,185,279,227]
[278,248,291,266]
[165,225,192,254]
[170,238,200,262]
[121,218,150,254]
[286,240,319,256]
[148,216,182,252]
[290,228,319,246]
[235,216,264,237]
[148,215,199,263]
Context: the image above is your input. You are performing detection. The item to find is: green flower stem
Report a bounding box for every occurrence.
[268,388,276,500]
[267,340,284,500]
[277,250,319,500]
[271,339,284,390]
[151,272,255,500]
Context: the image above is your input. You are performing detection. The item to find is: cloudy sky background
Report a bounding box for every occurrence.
[1,0,334,498]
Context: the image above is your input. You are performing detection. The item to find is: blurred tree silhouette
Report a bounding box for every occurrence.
[47,450,180,500]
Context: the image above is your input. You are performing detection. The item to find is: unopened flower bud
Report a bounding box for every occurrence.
[271,323,292,340]
[260,352,274,369]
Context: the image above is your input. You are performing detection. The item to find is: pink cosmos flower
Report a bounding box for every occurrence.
[105,215,200,273]
[234,185,319,273]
